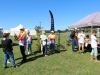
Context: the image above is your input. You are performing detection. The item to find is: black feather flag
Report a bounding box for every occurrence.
[49,10,55,31]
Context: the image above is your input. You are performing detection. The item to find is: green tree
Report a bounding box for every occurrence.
[65,29,68,32]
[34,25,43,33]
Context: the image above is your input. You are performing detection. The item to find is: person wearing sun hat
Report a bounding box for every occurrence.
[5,31,12,63]
[18,27,26,40]
[48,30,56,54]
[1,31,17,68]
[18,26,27,63]
[2,31,12,64]
[6,31,11,39]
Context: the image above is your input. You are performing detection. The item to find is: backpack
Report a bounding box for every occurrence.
[70,31,75,39]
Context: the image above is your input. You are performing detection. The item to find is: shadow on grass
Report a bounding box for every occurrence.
[34,50,41,54]
[15,44,67,66]
[32,38,38,40]
[97,55,100,60]
[0,44,2,48]
[48,49,67,56]
[55,44,67,53]
[15,49,41,61]
[16,54,44,67]
[47,44,67,55]
[27,54,44,62]
[55,49,67,53]
[15,49,44,66]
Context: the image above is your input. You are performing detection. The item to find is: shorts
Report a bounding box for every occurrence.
[91,47,98,56]
[79,43,84,47]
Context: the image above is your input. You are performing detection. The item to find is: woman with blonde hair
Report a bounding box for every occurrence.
[40,31,48,56]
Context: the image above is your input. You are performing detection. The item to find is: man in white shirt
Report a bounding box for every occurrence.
[91,30,99,62]
[78,30,85,54]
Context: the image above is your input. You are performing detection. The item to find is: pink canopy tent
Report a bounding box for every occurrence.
[68,12,100,28]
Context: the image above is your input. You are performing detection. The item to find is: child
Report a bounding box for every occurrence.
[78,30,85,54]
[1,32,17,68]
[91,30,99,62]
[84,35,91,52]
[26,31,33,55]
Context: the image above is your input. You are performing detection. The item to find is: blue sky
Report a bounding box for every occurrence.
[0,0,100,30]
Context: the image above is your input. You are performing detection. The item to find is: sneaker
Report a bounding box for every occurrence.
[45,55,48,57]
[28,52,30,55]
[41,51,43,54]
[13,65,18,68]
[81,52,85,54]
[4,66,7,68]
[78,52,81,54]
[7,61,10,64]
[21,60,27,63]
[30,52,34,55]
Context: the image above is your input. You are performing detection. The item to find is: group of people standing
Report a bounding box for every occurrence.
[1,26,33,68]
[70,28,99,62]
[1,26,56,68]
[40,30,56,56]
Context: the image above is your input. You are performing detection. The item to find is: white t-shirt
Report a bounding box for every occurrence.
[78,33,85,43]
[40,34,47,46]
[26,35,32,44]
[91,35,97,48]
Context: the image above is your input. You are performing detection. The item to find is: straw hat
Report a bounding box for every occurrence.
[51,30,54,33]
[75,28,77,30]
[3,31,10,34]
[20,26,25,30]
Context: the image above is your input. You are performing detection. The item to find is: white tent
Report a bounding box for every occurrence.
[10,24,28,31]
[10,24,29,35]
[10,24,37,36]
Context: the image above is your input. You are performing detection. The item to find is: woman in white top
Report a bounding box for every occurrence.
[91,30,99,62]
[26,31,33,55]
[40,31,48,56]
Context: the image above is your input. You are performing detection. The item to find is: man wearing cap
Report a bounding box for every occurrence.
[18,27,27,63]
[70,28,78,52]
[48,31,56,53]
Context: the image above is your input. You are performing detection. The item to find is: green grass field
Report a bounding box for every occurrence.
[0,33,100,75]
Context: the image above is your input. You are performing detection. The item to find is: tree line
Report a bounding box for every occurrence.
[34,25,98,33]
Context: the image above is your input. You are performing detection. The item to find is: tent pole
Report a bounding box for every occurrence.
[91,26,93,34]
[97,28,99,38]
